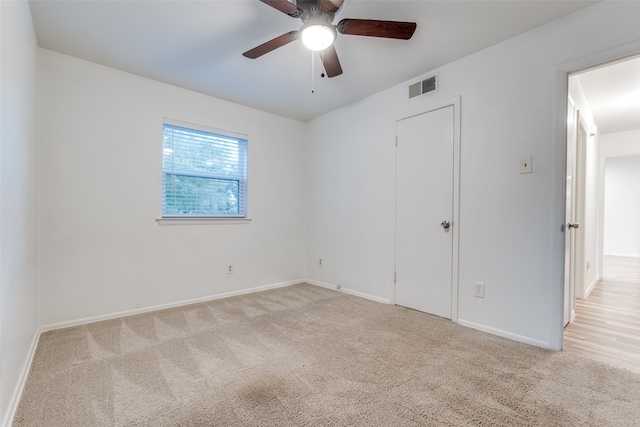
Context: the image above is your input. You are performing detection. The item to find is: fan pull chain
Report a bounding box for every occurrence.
[311,50,315,94]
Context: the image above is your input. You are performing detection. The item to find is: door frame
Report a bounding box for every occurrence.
[563,97,577,326]
[551,42,640,351]
[574,113,589,301]
[394,96,461,322]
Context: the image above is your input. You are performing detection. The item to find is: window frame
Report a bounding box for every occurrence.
[161,118,248,221]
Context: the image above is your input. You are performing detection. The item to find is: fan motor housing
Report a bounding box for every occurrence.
[299,3,337,23]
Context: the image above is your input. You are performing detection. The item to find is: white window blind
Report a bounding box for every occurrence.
[162,121,247,218]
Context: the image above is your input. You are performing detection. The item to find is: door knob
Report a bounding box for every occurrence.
[568,222,579,229]
[441,220,451,229]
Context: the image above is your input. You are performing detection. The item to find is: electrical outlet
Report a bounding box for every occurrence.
[318,258,323,267]
[227,264,234,274]
[586,261,591,271]
[474,282,485,298]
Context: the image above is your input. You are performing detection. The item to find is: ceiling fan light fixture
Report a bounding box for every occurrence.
[301,24,335,51]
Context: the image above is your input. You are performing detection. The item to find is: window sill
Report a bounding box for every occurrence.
[156,217,251,225]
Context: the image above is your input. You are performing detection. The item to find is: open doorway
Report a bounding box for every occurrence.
[563,56,640,373]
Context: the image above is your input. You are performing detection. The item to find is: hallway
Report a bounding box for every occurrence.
[564,255,640,373]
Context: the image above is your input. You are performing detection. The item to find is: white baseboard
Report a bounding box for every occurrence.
[603,253,640,258]
[40,279,303,332]
[2,328,41,427]
[305,280,392,305]
[306,279,338,291]
[341,286,392,305]
[584,275,599,298]
[457,319,550,349]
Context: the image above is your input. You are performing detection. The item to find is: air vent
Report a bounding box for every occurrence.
[408,74,437,100]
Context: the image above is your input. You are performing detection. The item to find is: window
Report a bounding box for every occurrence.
[162,120,247,218]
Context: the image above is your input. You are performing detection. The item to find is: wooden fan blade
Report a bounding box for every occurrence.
[337,19,417,40]
[319,0,344,13]
[321,45,343,78]
[243,31,300,59]
[259,0,302,18]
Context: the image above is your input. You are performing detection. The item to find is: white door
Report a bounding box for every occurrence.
[564,102,580,326]
[395,106,454,318]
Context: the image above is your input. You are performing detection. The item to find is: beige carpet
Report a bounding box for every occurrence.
[13,283,640,426]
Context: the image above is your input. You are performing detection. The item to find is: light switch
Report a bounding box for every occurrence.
[520,156,532,174]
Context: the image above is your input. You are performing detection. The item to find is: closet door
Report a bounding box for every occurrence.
[395,105,454,318]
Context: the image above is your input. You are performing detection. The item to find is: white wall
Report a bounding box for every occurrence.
[306,1,640,348]
[598,129,640,269]
[601,129,640,158]
[0,1,39,424]
[603,155,640,257]
[38,49,308,326]
[583,129,600,292]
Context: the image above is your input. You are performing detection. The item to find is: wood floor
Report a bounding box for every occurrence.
[564,255,640,373]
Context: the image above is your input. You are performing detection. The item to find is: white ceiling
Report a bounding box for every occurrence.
[576,56,640,135]
[29,0,598,122]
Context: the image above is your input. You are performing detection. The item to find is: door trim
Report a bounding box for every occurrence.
[394,96,461,322]
[552,41,640,352]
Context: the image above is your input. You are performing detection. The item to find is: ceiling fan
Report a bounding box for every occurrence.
[243,0,417,78]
